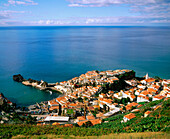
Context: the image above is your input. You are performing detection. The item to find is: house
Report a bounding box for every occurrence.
[86,115,95,120]
[44,116,69,124]
[152,95,165,101]
[77,116,86,122]
[147,88,157,95]
[77,119,102,127]
[137,84,146,89]
[144,111,152,117]
[154,105,162,111]
[99,93,106,98]
[122,113,136,123]
[77,120,88,126]
[162,79,170,85]
[164,97,170,101]
[99,71,106,75]
[140,90,149,96]
[125,102,138,111]
[48,100,59,106]
[129,95,136,101]
[54,85,68,92]
[106,71,115,76]
[103,108,120,118]
[137,95,149,103]
[137,104,143,108]
[125,80,137,86]
[141,78,155,85]
[90,119,102,126]
[114,90,128,99]
[149,84,160,90]
[49,106,59,111]
[135,89,141,96]
[131,109,140,112]
[7,101,13,106]
[167,93,170,98]
[52,122,60,126]
[96,112,104,119]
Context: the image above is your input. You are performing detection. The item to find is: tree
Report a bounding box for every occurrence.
[84,97,88,101]
[154,76,162,81]
[131,106,136,110]
[26,115,37,124]
[126,97,131,102]
[82,121,93,127]
[93,82,96,87]
[77,97,83,102]
[121,98,127,105]
[103,104,107,112]
[149,97,152,102]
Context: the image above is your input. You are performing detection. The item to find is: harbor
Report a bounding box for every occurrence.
[13,74,68,95]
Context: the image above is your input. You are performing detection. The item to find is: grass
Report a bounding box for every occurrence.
[12,132,170,139]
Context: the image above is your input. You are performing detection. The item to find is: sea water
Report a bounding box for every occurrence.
[0,26,170,106]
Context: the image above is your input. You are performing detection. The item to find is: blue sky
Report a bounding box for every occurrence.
[0,0,170,26]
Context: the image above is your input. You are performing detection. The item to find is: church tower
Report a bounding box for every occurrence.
[145,73,149,80]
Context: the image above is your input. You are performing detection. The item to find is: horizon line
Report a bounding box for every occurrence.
[0,25,170,27]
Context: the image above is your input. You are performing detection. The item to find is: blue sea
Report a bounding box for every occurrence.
[0,26,170,106]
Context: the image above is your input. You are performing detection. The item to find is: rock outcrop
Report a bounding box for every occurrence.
[13,74,24,82]
[0,93,5,105]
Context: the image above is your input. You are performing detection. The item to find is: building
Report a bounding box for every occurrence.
[144,111,152,117]
[122,113,136,123]
[44,116,69,124]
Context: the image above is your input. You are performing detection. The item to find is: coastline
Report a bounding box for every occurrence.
[13,74,64,95]
[1,26,170,108]
[1,69,169,133]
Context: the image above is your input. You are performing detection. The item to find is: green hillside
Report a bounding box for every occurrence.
[0,99,170,138]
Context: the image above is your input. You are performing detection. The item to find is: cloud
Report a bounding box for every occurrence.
[0,10,25,19]
[67,0,170,23]
[1,15,170,26]
[1,0,170,26]
[4,0,38,6]
[67,0,169,7]
[67,0,158,7]
[24,16,170,26]
[67,0,170,15]
[0,20,29,26]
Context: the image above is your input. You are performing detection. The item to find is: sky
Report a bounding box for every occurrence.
[0,0,170,26]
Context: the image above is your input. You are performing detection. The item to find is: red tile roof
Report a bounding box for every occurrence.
[90,119,102,126]
[77,120,88,126]
[77,116,86,121]
[124,113,136,120]
[86,115,95,120]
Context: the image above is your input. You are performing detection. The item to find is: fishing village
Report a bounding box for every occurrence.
[2,69,167,128]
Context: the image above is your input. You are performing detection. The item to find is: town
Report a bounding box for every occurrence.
[1,69,170,127]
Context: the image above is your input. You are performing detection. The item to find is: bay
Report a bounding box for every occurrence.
[0,26,170,106]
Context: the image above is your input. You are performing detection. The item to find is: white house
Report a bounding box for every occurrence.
[114,91,128,99]
[152,95,164,101]
[122,113,136,123]
[144,111,152,117]
[135,90,141,96]
[54,85,68,92]
[137,95,149,103]
[137,84,146,89]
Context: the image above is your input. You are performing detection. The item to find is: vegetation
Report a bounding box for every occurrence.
[154,76,162,81]
[1,99,170,138]
[117,70,135,80]
[0,102,12,113]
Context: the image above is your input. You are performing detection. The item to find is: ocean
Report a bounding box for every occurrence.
[0,26,170,106]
